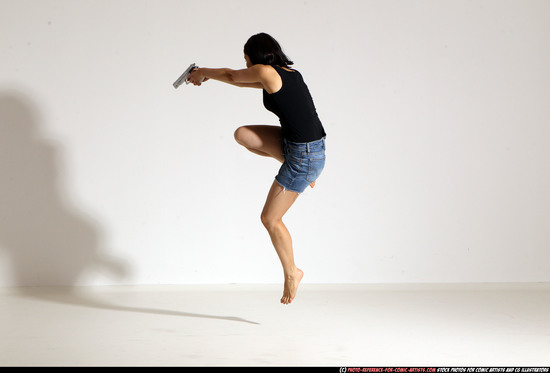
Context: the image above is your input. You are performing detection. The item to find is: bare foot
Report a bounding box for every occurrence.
[309,181,316,188]
[281,268,304,305]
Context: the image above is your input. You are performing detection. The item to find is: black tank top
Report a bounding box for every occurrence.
[263,65,326,143]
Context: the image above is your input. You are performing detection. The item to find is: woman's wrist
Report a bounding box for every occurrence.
[197,68,206,80]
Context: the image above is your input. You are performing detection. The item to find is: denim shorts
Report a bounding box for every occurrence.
[275,137,326,193]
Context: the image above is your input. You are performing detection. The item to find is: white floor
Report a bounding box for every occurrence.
[1,283,549,367]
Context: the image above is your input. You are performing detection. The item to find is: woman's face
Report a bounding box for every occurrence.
[245,54,252,68]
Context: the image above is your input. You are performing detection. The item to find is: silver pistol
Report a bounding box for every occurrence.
[173,63,199,89]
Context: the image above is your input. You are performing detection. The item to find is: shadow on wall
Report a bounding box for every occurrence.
[0,91,127,287]
[0,92,258,324]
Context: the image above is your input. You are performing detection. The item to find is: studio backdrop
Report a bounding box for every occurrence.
[1,0,549,286]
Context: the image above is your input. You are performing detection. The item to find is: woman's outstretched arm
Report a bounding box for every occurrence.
[188,65,278,90]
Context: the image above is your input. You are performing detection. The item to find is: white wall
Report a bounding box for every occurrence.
[1,0,549,286]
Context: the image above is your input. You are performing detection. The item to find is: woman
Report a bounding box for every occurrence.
[188,33,326,305]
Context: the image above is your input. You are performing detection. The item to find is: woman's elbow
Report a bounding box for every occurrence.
[226,69,238,83]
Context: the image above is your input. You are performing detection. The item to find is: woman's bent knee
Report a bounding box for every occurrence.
[260,213,280,231]
[234,126,250,146]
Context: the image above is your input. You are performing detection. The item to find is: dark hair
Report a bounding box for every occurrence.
[243,33,293,67]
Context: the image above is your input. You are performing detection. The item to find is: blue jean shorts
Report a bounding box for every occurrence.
[275,137,326,193]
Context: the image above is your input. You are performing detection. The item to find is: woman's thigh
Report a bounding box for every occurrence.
[261,180,299,226]
[234,125,284,162]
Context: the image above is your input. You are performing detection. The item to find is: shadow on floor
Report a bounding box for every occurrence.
[14,287,260,325]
